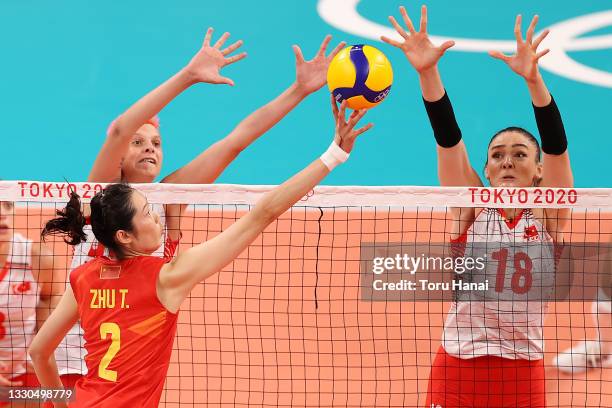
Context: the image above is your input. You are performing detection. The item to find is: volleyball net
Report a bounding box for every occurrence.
[0,181,610,407]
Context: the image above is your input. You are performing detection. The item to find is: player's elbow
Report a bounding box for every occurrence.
[220,138,246,160]
[29,332,55,362]
[105,117,124,140]
[28,342,50,362]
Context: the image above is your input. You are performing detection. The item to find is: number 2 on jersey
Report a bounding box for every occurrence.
[99,322,120,381]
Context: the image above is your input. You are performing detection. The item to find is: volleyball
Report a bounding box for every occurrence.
[327,44,393,110]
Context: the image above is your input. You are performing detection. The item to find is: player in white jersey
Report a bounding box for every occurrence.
[553,240,612,373]
[383,6,573,407]
[0,200,61,406]
[52,27,346,386]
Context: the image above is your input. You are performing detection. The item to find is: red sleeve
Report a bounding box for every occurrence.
[449,232,467,258]
[69,266,80,303]
[163,234,181,260]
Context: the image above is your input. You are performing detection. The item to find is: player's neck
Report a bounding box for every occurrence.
[123,175,156,184]
[116,247,149,260]
[501,208,521,222]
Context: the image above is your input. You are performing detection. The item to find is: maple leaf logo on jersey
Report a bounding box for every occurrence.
[523,225,540,241]
[12,281,31,294]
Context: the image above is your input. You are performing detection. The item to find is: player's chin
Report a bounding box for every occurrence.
[128,166,160,182]
[493,179,527,188]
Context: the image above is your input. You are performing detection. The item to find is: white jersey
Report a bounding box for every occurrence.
[442,208,557,360]
[55,203,178,375]
[0,233,39,379]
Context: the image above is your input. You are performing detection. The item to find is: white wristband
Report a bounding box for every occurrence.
[320,141,349,171]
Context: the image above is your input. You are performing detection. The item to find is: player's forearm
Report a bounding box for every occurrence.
[418,66,445,102]
[533,91,574,187]
[35,298,52,332]
[252,159,329,225]
[90,69,196,181]
[526,73,551,107]
[226,82,308,150]
[108,68,195,139]
[164,82,308,184]
[30,354,63,389]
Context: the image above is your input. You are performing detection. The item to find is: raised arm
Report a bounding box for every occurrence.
[382,5,481,187]
[162,35,345,185]
[28,287,79,408]
[89,27,246,182]
[490,14,573,189]
[157,99,372,313]
[31,243,65,333]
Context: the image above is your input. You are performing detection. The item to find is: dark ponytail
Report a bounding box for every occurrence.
[42,191,87,245]
[42,183,137,258]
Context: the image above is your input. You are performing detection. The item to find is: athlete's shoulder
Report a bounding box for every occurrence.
[70,257,105,283]
[132,255,168,268]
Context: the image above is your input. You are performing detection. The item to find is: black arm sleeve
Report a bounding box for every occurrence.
[533,95,568,155]
[422,91,462,148]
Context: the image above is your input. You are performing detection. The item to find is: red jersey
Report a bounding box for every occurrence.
[69,256,178,407]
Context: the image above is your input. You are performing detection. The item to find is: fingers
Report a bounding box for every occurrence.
[514,14,524,43]
[399,6,417,34]
[338,100,347,123]
[488,50,511,62]
[535,48,550,60]
[331,94,339,119]
[214,32,230,49]
[203,27,214,47]
[388,16,410,40]
[225,52,247,66]
[317,34,332,57]
[292,45,305,63]
[221,40,243,56]
[216,75,235,86]
[328,40,346,59]
[438,40,455,53]
[526,15,538,44]
[419,5,428,33]
[353,123,374,137]
[532,29,550,49]
[347,109,367,129]
[380,35,402,48]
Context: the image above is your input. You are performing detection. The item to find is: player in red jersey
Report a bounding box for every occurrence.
[28,98,372,408]
[54,26,345,389]
[383,6,572,407]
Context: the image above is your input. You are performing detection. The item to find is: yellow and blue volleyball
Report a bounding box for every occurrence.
[327,44,393,110]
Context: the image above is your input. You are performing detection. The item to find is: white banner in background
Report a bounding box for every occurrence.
[1,181,611,209]
[317,0,612,88]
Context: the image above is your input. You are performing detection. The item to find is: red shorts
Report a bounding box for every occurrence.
[426,346,546,408]
[41,374,82,408]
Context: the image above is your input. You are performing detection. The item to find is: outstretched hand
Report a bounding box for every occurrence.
[489,15,550,82]
[331,96,373,154]
[293,35,346,95]
[381,5,454,73]
[184,27,247,86]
